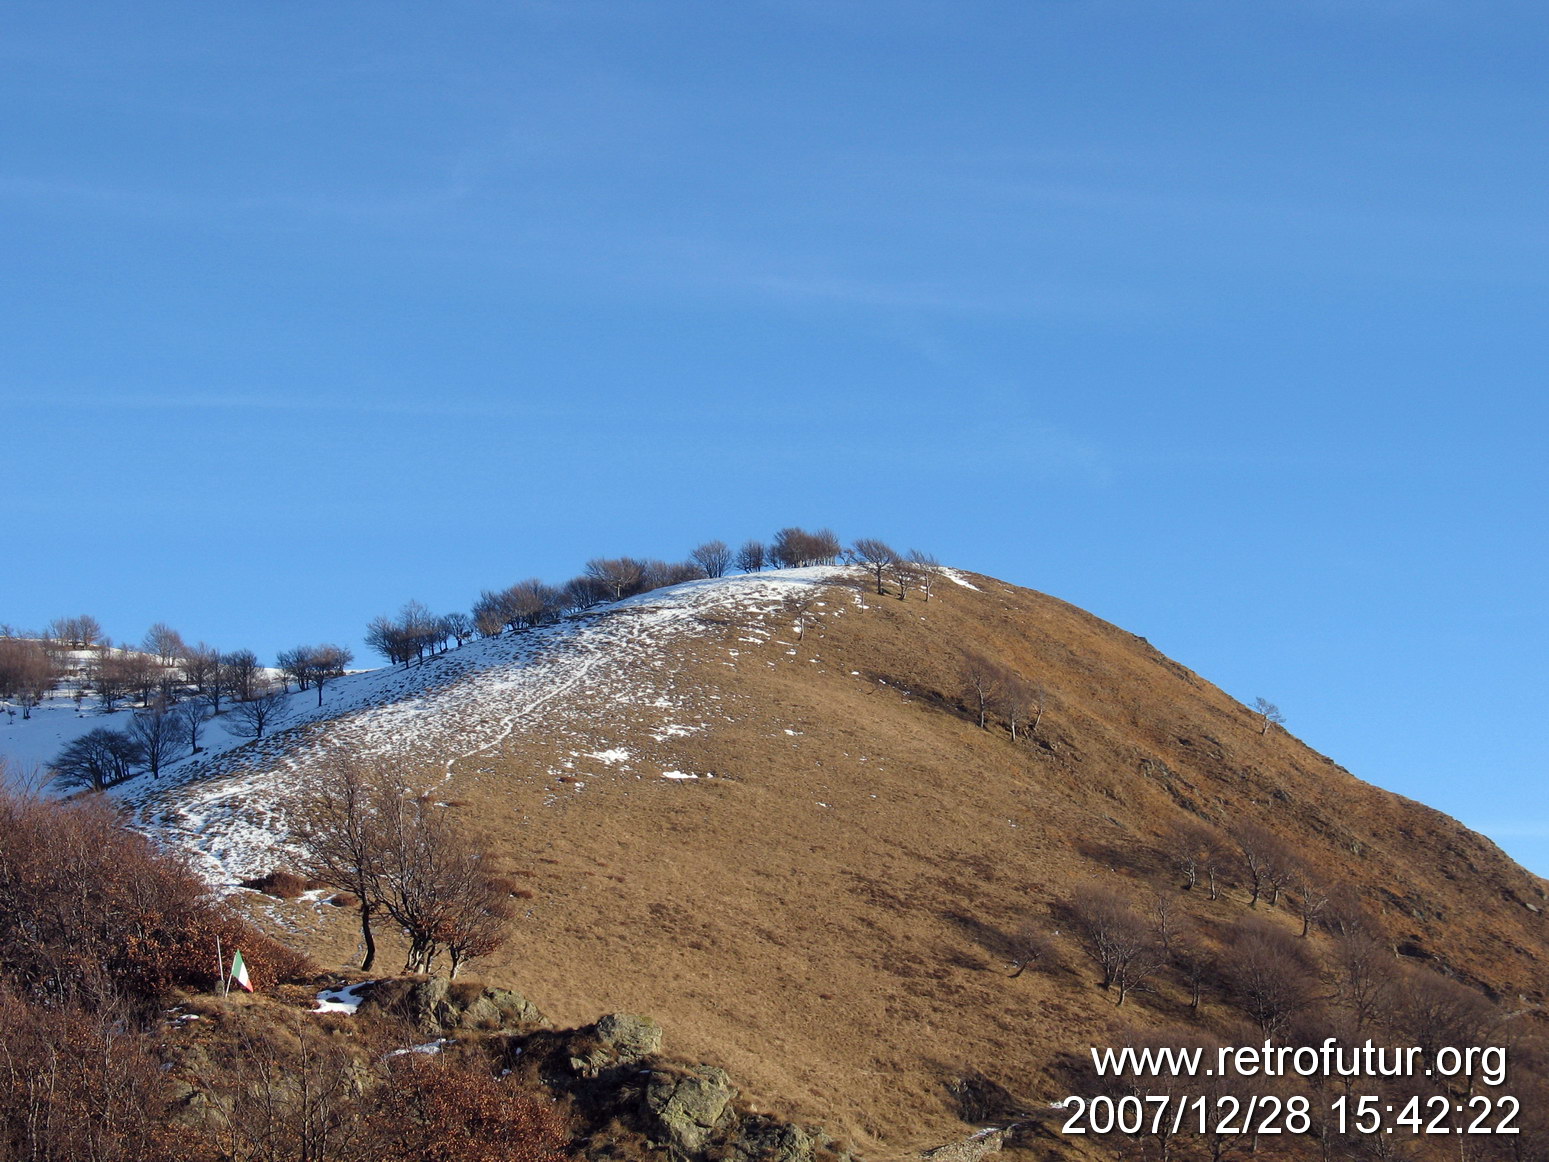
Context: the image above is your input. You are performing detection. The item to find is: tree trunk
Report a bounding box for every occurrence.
[359,902,377,971]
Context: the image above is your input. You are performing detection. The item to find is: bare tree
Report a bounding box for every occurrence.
[1166,820,1228,899]
[735,540,767,573]
[561,574,610,612]
[141,623,185,666]
[1006,918,1057,978]
[365,614,414,667]
[1231,821,1294,908]
[1223,918,1320,1039]
[220,649,262,704]
[49,615,103,650]
[50,728,145,790]
[0,638,56,719]
[690,540,733,578]
[373,788,504,974]
[303,643,352,706]
[997,674,1039,741]
[1291,866,1331,937]
[1252,697,1285,735]
[850,538,899,596]
[771,527,842,568]
[227,682,290,740]
[440,612,474,647]
[179,642,222,711]
[584,557,648,602]
[785,590,822,641]
[1062,884,1167,1005]
[126,699,183,778]
[437,852,516,978]
[292,754,391,971]
[641,559,703,589]
[906,549,941,601]
[959,651,1003,729]
[173,700,207,755]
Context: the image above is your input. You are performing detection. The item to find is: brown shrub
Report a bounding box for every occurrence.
[240,869,310,898]
[0,788,312,1008]
[369,1054,571,1162]
[0,986,193,1161]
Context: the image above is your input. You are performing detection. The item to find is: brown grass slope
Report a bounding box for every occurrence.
[225,568,1549,1157]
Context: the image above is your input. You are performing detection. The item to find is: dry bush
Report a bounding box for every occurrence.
[0,986,193,1162]
[369,1055,571,1162]
[241,869,312,898]
[0,788,311,1010]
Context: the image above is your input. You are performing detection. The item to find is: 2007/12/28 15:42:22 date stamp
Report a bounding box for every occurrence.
[1058,1093,1521,1137]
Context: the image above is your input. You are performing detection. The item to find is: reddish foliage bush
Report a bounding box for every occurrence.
[371,1055,571,1162]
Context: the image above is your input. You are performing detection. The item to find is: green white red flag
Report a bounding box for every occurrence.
[229,950,254,993]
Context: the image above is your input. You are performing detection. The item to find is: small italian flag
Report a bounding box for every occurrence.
[229,950,254,993]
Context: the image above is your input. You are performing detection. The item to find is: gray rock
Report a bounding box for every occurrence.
[645,1064,739,1152]
[461,987,545,1030]
[358,977,546,1033]
[724,1114,816,1162]
[569,1012,663,1075]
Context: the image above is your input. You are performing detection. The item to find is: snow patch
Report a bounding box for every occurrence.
[313,982,373,1014]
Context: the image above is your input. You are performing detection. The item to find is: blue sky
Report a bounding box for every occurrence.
[4,2,1546,873]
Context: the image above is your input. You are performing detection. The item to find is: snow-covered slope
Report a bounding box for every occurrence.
[110,568,853,881]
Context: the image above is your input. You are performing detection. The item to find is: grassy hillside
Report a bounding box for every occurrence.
[135,566,1549,1158]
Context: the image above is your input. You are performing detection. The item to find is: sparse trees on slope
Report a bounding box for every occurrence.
[771,527,841,568]
[562,574,610,612]
[584,558,647,602]
[173,700,206,754]
[1062,884,1167,1005]
[368,601,440,667]
[0,639,56,719]
[303,643,352,706]
[293,755,388,971]
[690,540,733,578]
[441,612,473,647]
[1223,918,1320,1039]
[1231,820,1295,908]
[996,674,1042,741]
[374,787,512,975]
[141,622,184,665]
[295,756,513,976]
[220,649,262,704]
[1167,820,1228,899]
[179,642,222,711]
[641,559,703,589]
[48,615,102,650]
[907,549,941,601]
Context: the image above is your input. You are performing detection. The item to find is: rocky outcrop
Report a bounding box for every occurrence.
[356,976,546,1032]
[644,1064,739,1152]
[569,1012,664,1076]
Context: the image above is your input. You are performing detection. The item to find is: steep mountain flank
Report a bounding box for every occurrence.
[131,567,1549,1156]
